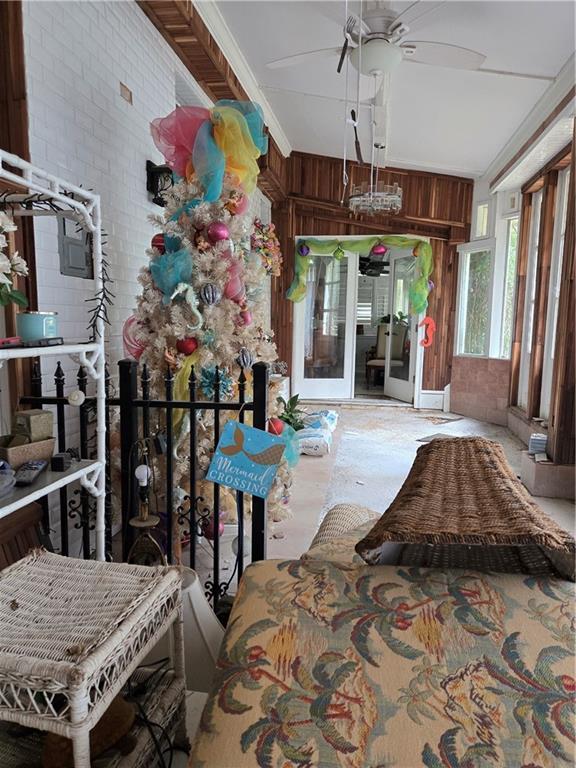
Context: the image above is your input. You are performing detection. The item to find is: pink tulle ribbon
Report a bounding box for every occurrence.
[150,106,210,178]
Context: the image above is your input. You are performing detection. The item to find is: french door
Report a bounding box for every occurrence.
[383,254,418,403]
[292,251,358,399]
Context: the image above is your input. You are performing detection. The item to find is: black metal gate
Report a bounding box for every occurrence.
[19,358,269,609]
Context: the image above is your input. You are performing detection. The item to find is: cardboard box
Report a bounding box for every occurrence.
[13,410,54,442]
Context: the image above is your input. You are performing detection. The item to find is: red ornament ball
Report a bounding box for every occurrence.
[176,337,198,355]
[151,233,165,254]
[267,418,285,436]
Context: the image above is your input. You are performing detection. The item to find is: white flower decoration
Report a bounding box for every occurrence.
[10,253,28,276]
[0,253,11,275]
[0,212,17,232]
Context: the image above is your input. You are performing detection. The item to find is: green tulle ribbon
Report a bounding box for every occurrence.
[287,236,434,314]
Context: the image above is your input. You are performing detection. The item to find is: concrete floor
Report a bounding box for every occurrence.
[268,404,575,560]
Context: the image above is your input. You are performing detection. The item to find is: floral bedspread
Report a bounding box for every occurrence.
[191,559,575,768]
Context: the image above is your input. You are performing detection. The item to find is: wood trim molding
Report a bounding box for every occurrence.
[490,86,576,190]
[509,193,532,406]
[526,170,558,418]
[548,133,575,464]
[0,0,37,408]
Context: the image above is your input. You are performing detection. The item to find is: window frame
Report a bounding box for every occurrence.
[455,238,496,358]
[474,201,491,239]
[540,166,571,419]
[495,213,520,360]
[518,188,543,409]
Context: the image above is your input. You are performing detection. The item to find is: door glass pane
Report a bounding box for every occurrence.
[460,249,491,355]
[390,256,412,381]
[304,256,348,379]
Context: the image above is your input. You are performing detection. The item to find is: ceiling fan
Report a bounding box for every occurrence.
[267,2,488,78]
[266,0,553,159]
[266,1,488,160]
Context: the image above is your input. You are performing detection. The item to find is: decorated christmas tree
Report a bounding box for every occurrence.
[123,102,294,555]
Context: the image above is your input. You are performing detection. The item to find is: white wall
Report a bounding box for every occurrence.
[22,0,209,385]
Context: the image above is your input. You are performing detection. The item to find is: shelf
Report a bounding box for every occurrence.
[0,341,98,362]
[0,460,102,519]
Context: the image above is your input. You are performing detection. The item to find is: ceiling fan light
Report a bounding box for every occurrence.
[350,39,403,76]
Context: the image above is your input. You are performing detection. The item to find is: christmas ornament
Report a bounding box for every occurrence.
[67,390,86,407]
[238,309,253,326]
[122,315,146,360]
[201,511,225,540]
[151,233,165,254]
[225,190,249,216]
[298,242,310,257]
[176,337,198,356]
[370,243,388,259]
[333,245,345,261]
[236,347,253,369]
[200,283,222,305]
[199,366,234,400]
[267,417,284,436]
[194,230,211,253]
[224,275,246,304]
[206,221,230,244]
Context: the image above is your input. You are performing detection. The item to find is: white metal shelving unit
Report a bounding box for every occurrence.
[0,150,106,560]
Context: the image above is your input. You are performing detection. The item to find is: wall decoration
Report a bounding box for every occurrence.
[206,421,285,498]
[251,219,283,277]
[419,316,437,348]
[288,236,434,314]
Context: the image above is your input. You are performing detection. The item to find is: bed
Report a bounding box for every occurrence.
[191,554,575,767]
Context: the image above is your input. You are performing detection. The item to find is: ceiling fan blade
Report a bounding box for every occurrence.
[401,41,486,71]
[336,38,349,73]
[350,109,364,165]
[267,47,340,70]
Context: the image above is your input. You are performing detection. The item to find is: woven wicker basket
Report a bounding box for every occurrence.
[0,436,55,469]
[356,436,575,571]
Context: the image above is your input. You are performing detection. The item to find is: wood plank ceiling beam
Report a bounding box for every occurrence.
[137,1,248,103]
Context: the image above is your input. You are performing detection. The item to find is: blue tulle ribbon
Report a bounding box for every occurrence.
[193,119,226,203]
[279,424,300,468]
[150,247,193,304]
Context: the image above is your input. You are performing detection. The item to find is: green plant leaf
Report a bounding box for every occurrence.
[9,289,28,307]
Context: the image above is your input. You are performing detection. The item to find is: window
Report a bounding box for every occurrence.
[499,216,519,358]
[456,242,495,356]
[475,202,490,238]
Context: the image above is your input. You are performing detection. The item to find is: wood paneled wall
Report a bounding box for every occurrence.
[0,0,37,408]
[271,152,473,389]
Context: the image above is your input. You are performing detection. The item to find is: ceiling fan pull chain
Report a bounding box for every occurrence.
[355,0,363,133]
[340,0,350,203]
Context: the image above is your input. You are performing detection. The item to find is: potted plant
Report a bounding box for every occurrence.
[276,394,306,432]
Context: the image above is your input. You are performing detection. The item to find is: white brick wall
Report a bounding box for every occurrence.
[23,0,210,386]
[23,0,273,387]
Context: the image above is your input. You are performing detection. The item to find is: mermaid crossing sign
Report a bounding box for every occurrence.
[206,420,285,498]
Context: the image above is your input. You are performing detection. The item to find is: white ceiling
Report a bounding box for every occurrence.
[215,0,575,177]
